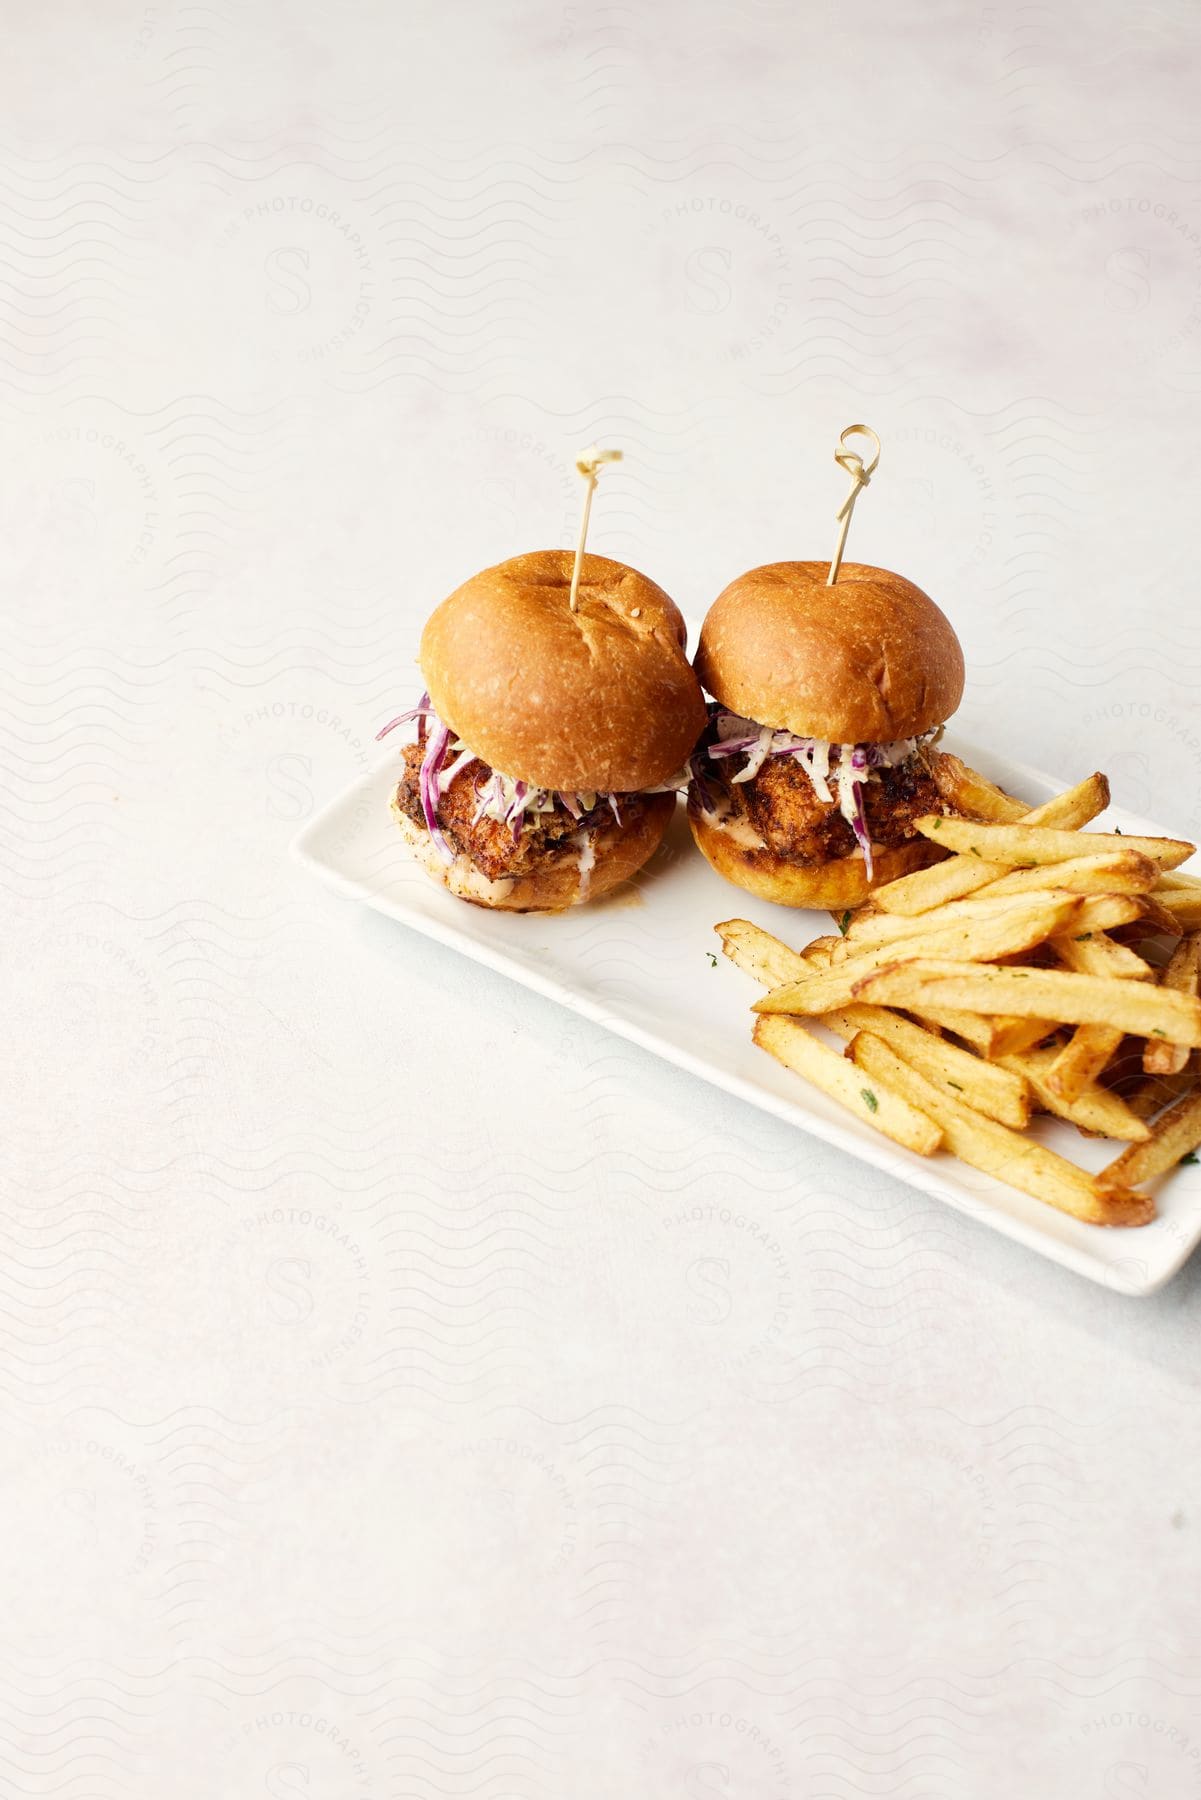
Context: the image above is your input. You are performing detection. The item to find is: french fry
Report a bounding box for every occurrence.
[839,888,1085,953]
[850,1032,1153,1227]
[906,1005,1007,1056]
[713,920,1018,1062]
[1046,1024,1124,1104]
[754,896,1082,1017]
[839,888,1138,955]
[1054,930,1154,982]
[1054,895,1147,938]
[1124,1062,1197,1121]
[1136,893,1188,934]
[914,817,1195,871]
[1098,1088,1201,1189]
[871,773,1113,916]
[854,958,1201,1046]
[1144,933,1201,1076]
[821,1003,1031,1127]
[931,754,1029,821]
[973,851,1160,900]
[988,1016,1060,1058]
[752,1015,942,1155]
[716,919,809,990]
[999,1048,1150,1142]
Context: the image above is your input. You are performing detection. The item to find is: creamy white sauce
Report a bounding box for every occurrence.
[713,812,767,850]
[573,829,597,901]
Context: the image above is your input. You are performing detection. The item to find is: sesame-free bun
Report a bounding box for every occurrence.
[391,790,676,913]
[687,803,939,910]
[420,550,707,793]
[695,561,964,743]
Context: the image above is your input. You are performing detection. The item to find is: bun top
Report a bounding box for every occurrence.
[420,549,707,792]
[695,560,964,742]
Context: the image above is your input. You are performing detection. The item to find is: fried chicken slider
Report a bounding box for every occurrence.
[688,560,966,909]
[382,549,707,911]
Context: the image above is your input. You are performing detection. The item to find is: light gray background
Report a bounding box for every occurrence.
[6,1,1201,1794]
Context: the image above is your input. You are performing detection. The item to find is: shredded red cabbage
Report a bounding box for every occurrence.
[380,694,689,853]
[418,721,455,861]
[377,691,433,742]
[699,708,938,877]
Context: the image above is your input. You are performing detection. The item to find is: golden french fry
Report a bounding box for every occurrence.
[1138,893,1188,934]
[906,1005,1006,1056]
[930,754,1029,822]
[988,1016,1060,1059]
[999,1048,1150,1142]
[850,1032,1153,1227]
[839,889,1135,954]
[871,773,1113,916]
[1159,870,1201,892]
[1144,933,1201,1076]
[973,851,1160,900]
[752,1015,941,1156]
[1046,1024,1124,1104]
[1054,895,1147,938]
[716,919,809,990]
[914,817,1195,870]
[1124,1062,1197,1121]
[1099,1088,1201,1189]
[715,919,840,989]
[755,896,1081,1017]
[821,1003,1031,1127]
[1054,929,1154,982]
[853,958,1201,1047]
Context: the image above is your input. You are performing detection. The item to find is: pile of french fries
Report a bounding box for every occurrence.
[718,760,1201,1228]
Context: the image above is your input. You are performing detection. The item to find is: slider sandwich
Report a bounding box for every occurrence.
[381,549,706,911]
[687,560,966,908]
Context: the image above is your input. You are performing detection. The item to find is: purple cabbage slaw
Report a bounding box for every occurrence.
[699,709,938,882]
[377,695,685,863]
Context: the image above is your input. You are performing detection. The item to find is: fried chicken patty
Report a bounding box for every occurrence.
[697,744,951,866]
[394,740,650,883]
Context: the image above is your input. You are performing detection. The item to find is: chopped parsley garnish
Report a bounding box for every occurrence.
[706,951,717,967]
[838,910,853,936]
[860,1088,879,1113]
[1182,1152,1199,1166]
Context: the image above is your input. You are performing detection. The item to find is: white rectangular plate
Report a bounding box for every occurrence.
[292,736,1201,1296]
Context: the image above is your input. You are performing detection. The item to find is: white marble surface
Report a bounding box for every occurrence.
[6,2,1201,1794]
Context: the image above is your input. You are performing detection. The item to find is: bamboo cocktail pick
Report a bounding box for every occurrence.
[827,424,881,586]
[569,446,623,612]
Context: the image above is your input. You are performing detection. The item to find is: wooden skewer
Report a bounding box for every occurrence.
[827,424,881,586]
[569,446,622,612]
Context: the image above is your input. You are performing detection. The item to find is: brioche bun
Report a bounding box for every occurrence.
[420,549,706,793]
[391,789,675,913]
[687,801,940,910]
[695,561,964,743]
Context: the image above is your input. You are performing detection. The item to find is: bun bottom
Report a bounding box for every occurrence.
[391,791,675,912]
[688,806,940,910]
